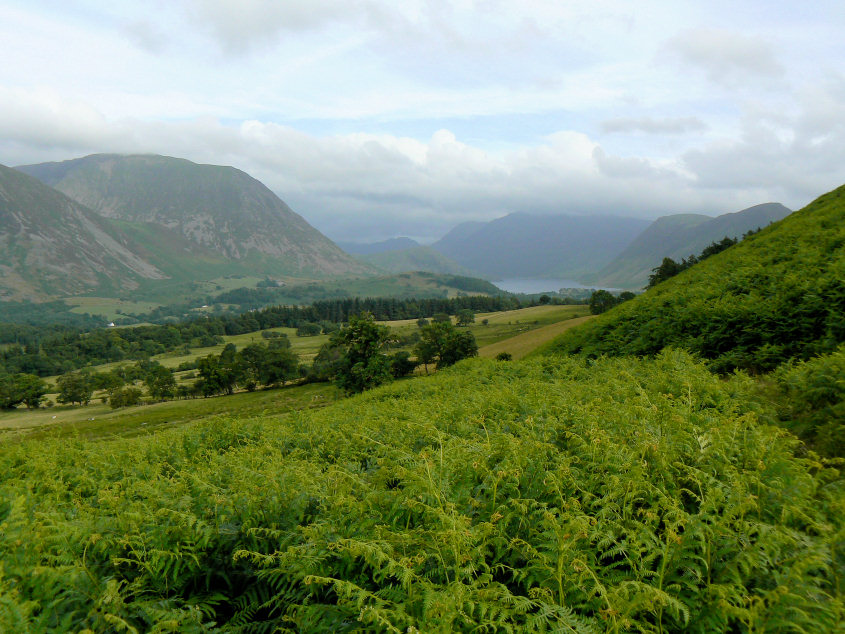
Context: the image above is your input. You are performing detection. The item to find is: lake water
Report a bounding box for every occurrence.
[493,278,596,294]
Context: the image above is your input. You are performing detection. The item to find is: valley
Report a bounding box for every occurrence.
[1,149,843,633]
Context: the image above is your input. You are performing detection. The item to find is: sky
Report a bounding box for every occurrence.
[1,1,844,243]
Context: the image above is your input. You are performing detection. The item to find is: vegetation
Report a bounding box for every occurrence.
[0,294,523,378]
[544,185,845,374]
[774,344,845,457]
[331,313,394,394]
[645,234,755,289]
[588,290,635,315]
[414,320,478,371]
[0,351,840,631]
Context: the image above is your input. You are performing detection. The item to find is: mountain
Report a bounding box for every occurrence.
[591,203,792,289]
[358,246,479,276]
[541,185,844,374]
[0,164,166,300]
[431,213,651,280]
[337,237,420,255]
[16,154,371,281]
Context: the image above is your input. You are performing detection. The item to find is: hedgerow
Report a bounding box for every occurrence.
[1,352,842,632]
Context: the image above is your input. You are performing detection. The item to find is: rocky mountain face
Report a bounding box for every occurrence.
[17,154,371,279]
[0,164,166,300]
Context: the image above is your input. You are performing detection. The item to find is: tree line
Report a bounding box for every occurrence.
[0,295,524,377]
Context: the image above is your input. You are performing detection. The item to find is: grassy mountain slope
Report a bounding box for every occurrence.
[17,154,371,279]
[2,352,841,631]
[359,245,480,276]
[0,164,166,300]
[593,203,792,289]
[432,212,651,280]
[541,186,845,373]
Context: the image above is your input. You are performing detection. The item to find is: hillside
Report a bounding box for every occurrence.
[0,164,166,300]
[359,245,479,276]
[1,352,840,631]
[16,154,371,281]
[541,185,844,373]
[592,202,792,288]
[431,212,650,280]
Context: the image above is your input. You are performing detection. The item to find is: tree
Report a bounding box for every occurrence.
[109,386,142,409]
[56,371,94,405]
[389,351,417,378]
[260,346,300,386]
[197,354,239,396]
[0,373,47,409]
[647,257,683,288]
[589,289,618,315]
[538,294,551,305]
[455,309,475,326]
[332,312,393,394]
[296,322,322,336]
[17,374,48,409]
[414,321,478,370]
[145,365,176,400]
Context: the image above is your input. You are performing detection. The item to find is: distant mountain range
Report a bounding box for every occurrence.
[588,202,792,289]
[338,237,420,255]
[431,212,652,280]
[9,154,371,300]
[358,246,478,277]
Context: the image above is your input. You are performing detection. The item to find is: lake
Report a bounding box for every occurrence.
[492,278,597,294]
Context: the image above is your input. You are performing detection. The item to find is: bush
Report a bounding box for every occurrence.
[775,346,845,456]
[109,386,142,409]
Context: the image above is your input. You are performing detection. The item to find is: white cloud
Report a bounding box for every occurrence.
[0,1,843,243]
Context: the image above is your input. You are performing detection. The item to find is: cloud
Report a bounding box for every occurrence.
[602,116,708,135]
[188,0,379,53]
[664,28,784,86]
[3,71,845,243]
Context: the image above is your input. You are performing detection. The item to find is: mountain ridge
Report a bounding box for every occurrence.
[16,154,371,280]
[431,212,651,280]
[590,202,792,288]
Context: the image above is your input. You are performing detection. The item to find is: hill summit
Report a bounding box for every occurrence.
[17,154,370,280]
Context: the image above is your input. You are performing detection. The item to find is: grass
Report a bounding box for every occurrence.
[0,381,338,440]
[66,297,163,320]
[478,314,595,360]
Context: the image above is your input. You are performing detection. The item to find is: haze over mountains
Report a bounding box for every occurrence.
[431,213,652,280]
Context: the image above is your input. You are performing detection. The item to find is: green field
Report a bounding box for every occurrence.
[66,297,164,320]
[1,305,588,436]
[478,314,594,360]
[0,381,338,440]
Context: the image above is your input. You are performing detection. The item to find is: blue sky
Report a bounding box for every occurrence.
[2,0,844,241]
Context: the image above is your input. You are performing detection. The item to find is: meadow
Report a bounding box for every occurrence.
[0,305,589,439]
